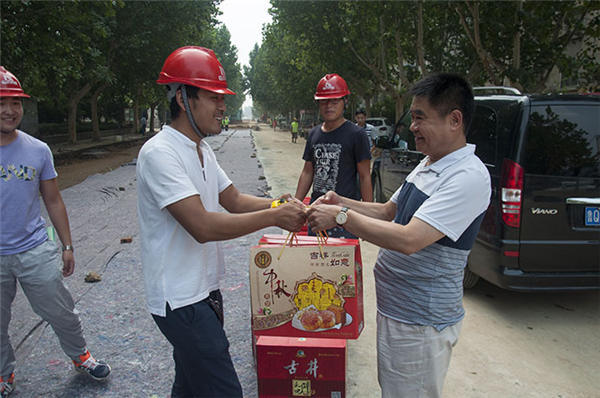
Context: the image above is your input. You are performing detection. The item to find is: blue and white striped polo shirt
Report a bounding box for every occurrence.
[374,144,490,331]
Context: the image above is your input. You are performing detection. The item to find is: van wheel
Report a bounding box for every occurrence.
[463,266,480,289]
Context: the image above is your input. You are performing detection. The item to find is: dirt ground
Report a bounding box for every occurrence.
[54,142,144,190]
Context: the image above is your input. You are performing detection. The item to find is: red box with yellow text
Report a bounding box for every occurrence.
[256,336,346,398]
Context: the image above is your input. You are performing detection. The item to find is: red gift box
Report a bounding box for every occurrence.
[250,234,364,339]
[256,336,346,398]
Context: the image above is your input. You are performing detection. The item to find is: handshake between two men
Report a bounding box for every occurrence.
[273,191,352,235]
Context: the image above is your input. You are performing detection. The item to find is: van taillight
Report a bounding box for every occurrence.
[500,159,524,228]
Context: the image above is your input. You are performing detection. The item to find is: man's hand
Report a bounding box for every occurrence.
[306,204,340,233]
[62,251,75,277]
[277,193,304,207]
[312,191,341,206]
[275,201,308,232]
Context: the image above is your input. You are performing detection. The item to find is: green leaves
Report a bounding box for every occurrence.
[1,0,233,137]
[246,0,597,122]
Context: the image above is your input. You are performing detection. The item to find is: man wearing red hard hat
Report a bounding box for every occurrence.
[136,47,306,397]
[294,73,373,238]
[0,67,111,397]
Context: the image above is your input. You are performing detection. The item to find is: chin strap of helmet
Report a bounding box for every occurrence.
[180,85,207,140]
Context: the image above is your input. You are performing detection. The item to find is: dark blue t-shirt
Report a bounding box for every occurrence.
[302,120,371,202]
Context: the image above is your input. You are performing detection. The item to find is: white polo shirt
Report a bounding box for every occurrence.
[136,126,232,316]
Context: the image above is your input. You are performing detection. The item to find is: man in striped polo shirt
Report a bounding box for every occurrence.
[307,73,491,398]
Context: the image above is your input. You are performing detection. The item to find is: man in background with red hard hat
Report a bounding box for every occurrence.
[136,46,306,397]
[0,66,111,397]
[294,73,372,238]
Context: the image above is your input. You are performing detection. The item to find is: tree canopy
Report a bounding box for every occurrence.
[246,0,599,123]
[1,0,245,142]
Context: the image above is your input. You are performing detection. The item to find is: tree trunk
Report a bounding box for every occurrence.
[394,93,407,123]
[394,30,409,89]
[91,83,108,142]
[416,1,426,75]
[133,103,140,134]
[455,2,502,85]
[378,15,387,81]
[512,0,523,71]
[134,87,142,134]
[67,83,92,144]
[149,103,158,134]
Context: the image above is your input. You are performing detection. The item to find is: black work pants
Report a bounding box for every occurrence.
[152,290,242,398]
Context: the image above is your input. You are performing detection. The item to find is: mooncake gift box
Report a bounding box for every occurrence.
[256,336,346,398]
[250,234,364,339]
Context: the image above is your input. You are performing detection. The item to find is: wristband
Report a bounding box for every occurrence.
[271,199,287,208]
[62,244,74,252]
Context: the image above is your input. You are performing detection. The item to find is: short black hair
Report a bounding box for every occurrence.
[410,73,474,135]
[168,85,200,119]
[355,109,366,116]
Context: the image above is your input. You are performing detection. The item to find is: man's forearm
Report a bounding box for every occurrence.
[46,200,72,247]
[227,193,272,213]
[294,173,313,200]
[193,209,278,242]
[359,176,373,202]
[340,196,393,221]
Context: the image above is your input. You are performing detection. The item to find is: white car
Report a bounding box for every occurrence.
[365,117,393,139]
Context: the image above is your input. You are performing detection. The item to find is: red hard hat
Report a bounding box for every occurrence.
[157,46,235,95]
[0,66,30,98]
[314,73,350,100]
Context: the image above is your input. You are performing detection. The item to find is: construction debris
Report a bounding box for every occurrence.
[84,271,102,283]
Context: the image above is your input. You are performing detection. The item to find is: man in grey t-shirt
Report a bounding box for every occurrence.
[0,66,110,397]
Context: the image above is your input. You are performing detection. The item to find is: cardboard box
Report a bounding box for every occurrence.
[256,336,346,398]
[250,234,363,339]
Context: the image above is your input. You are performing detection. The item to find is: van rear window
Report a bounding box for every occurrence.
[468,101,520,168]
[523,105,599,177]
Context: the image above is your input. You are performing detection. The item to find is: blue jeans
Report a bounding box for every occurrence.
[152,291,242,398]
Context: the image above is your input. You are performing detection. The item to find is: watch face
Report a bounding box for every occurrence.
[336,210,348,225]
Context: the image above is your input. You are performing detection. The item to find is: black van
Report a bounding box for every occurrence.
[371,89,600,291]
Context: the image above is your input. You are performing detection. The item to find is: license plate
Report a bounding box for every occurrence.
[585,207,600,226]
